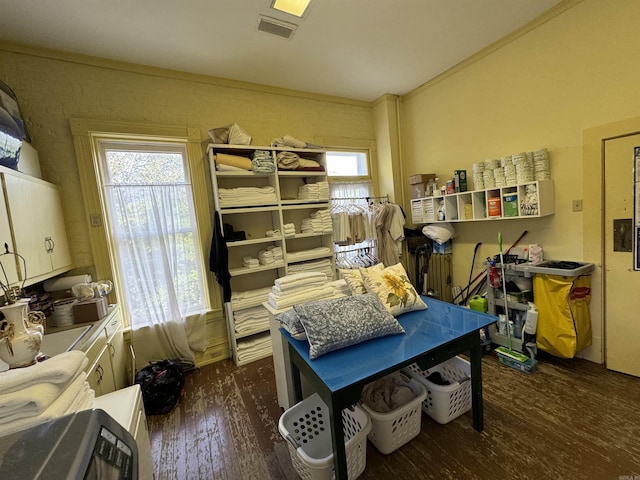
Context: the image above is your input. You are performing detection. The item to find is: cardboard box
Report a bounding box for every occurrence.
[408,173,436,185]
[73,296,108,323]
[454,170,467,192]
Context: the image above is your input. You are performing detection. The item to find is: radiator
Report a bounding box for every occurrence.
[424,253,452,302]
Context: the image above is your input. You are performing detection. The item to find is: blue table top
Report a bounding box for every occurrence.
[282,296,496,393]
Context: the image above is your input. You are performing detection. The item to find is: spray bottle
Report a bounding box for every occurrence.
[524,302,538,335]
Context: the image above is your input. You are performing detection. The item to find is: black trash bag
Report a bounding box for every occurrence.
[134,359,185,415]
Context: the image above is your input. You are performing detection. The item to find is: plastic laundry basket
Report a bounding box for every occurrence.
[403,356,472,425]
[278,393,371,480]
[360,372,427,454]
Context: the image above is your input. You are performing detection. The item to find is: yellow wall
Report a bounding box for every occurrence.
[0,44,374,364]
[399,0,640,362]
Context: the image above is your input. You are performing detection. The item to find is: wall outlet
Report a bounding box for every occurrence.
[572,199,583,212]
[90,214,102,227]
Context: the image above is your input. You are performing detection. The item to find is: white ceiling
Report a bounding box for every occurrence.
[0,0,562,102]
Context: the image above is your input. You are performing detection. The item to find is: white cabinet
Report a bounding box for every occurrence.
[411,179,554,224]
[84,306,129,396]
[0,166,72,285]
[207,144,335,366]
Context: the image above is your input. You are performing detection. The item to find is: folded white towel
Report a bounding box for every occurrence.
[274,272,328,288]
[266,229,281,237]
[0,376,93,436]
[271,281,328,297]
[0,351,88,395]
[0,371,87,420]
[268,287,335,310]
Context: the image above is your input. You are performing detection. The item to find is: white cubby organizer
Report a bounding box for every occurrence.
[411,180,554,224]
[207,144,335,366]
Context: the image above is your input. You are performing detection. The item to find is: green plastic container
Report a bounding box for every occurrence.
[503,194,519,217]
[469,295,488,313]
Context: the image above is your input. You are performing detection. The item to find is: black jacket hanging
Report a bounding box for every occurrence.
[209,211,231,302]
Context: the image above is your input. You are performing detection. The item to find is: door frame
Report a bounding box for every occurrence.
[583,115,640,366]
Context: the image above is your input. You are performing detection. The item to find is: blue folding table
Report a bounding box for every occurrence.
[281,296,496,479]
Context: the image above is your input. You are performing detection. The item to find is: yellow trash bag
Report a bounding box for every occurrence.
[532,274,592,358]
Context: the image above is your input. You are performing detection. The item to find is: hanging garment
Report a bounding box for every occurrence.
[209,211,231,302]
[375,203,399,267]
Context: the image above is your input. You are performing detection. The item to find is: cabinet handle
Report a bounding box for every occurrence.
[96,365,104,383]
[109,344,115,357]
[44,237,55,253]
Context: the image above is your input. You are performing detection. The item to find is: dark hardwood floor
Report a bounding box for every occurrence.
[147,351,640,480]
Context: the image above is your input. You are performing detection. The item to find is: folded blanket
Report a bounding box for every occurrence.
[276,151,300,170]
[215,153,252,170]
[271,281,328,297]
[0,351,88,394]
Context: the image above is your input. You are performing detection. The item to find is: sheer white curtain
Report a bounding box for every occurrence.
[329,180,372,201]
[101,143,207,370]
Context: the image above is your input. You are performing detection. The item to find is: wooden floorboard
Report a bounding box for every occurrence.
[148,351,640,480]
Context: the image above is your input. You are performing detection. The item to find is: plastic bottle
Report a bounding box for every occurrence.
[524,302,538,334]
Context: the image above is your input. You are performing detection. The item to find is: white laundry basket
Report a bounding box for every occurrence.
[360,372,427,454]
[403,356,472,425]
[278,393,371,480]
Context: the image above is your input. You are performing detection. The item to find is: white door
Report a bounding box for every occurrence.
[604,134,640,376]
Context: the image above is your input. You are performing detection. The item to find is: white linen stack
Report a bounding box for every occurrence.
[301,209,333,234]
[268,272,335,310]
[267,245,283,260]
[258,249,274,265]
[236,332,272,364]
[283,223,296,237]
[0,351,93,437]
[329,279,351,296]
[286,246,332,262]
[298,181,329,200]
[218,186,277,206]
[234,306,271,335]
[231,286,272,310]
[287,258,336,280]
[243,256,260,268]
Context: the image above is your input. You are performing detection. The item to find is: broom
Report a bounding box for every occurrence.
[494,231,530,365]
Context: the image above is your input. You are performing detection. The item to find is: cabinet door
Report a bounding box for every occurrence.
[2,173,71,282]
[108,326,130,391]
[0,178,19,286]
[88,345,117,397]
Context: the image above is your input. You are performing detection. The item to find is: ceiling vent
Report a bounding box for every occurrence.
[256,15,298,39]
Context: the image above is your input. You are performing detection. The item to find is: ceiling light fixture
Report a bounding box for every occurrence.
[271,0,311,18]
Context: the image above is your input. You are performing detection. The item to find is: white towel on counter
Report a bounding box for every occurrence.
[272,281,328,297]
[0,371,87,420]
[0,351,88,394]
[0,375,94,436]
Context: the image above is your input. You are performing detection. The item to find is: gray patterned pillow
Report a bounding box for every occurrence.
[277,308,307,340]
[294,293,405,359]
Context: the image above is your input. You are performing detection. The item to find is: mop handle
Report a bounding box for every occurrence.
[498,232,512,350]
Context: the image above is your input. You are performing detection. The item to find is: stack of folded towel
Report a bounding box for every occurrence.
[231,286,273,310]
[298,181,330,200]
[233,306,271,335]
[266,229,281,237]
[276,151,300,170]
[283,223,296,237]
[243,256,260,268]
[218,186,277,206]
[251,150,275,173]
[287,258,335,280]
[267,245,283,260]
[300,209,332,234]
[215,153,252,171]
[329,279,351,296]
[268,272,335,310]
[0,351,94,437]
[258,249,274,266]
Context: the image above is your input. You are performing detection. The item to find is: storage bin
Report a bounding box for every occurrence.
[360,372,427,454]
[403,356,472,425]
[278,393,371,480]
[503,194,519,217]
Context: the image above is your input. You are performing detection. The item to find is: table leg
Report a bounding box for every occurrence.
[328,400,348,480]
[470,336,484,432]
[291,360,302,403]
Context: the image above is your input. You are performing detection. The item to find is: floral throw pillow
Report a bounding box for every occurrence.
[360,263,427,316]
[294,293,405,359]
[338,263,384,295]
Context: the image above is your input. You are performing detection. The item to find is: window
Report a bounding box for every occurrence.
[98,140,207,327]
[326,151,368,177]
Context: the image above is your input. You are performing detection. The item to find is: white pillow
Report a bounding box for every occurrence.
[422,223,456,244]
